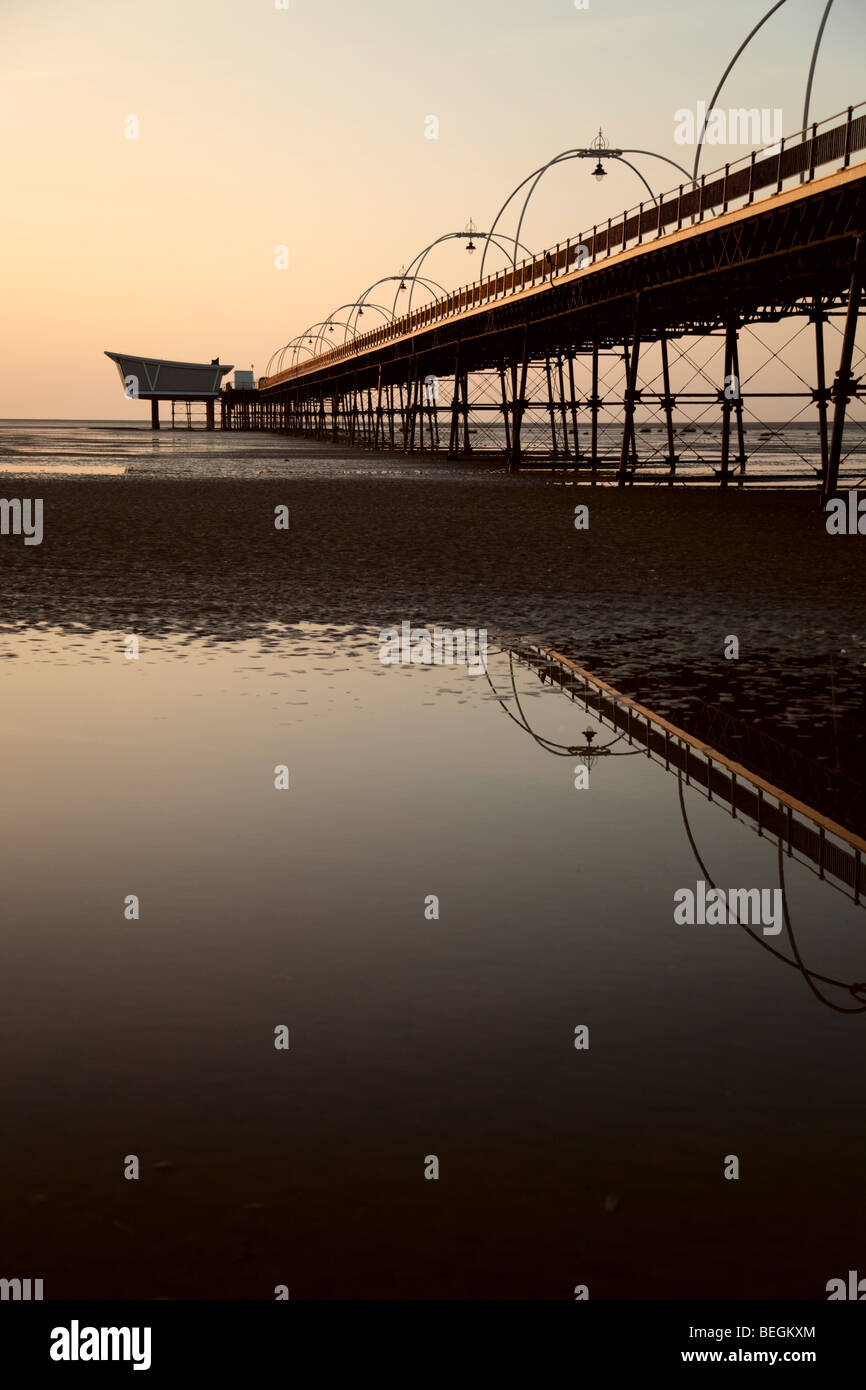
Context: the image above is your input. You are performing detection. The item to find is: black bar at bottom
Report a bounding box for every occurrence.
[0,1300,861,1379]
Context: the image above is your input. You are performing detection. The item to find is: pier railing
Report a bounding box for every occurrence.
[263,102,866,390]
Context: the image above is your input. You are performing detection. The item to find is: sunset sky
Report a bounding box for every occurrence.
[2,0,864,418]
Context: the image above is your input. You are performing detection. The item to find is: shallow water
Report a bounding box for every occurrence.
[0,425,864,1300]
[2,416,866,482]
[0,624,863,1299]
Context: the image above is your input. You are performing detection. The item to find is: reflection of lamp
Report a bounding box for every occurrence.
[567,726,608,772]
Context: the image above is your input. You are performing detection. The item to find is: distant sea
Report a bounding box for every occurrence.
[1,417,865,483]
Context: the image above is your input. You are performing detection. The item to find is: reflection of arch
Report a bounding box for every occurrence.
[506,639,866,1010]
[692,0,838,180]
[677,772,866,1014]
[521,642,866,901]
[485,646,642,764]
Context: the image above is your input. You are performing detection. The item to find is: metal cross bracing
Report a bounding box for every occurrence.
[236,106,866,496]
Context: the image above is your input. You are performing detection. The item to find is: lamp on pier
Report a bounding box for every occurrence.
[464,218,478,253]
[590,128,609,181]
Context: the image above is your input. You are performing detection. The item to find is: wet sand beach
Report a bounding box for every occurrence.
[2,471,864,818]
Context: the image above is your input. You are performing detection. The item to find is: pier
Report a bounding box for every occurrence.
[227,106,866,496]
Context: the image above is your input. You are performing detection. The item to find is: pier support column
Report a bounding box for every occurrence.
[824,236,865,503]
[498,362,511,460]
[448,348,462,457]
[373,370,384,450]
[590,340,600,482]
[720,315,736,488]
[150,399,160,430]
[206,399,215,431]
[813,299,830,482]
[404,371,419,454]
[618,302,641,486]
[567,352,580,472]
[544,356,558,459]
[508,332,529,473]
[349,377,358,447]
[557,353,571,461]
[461,368,471,454]
[660,331,678,483]
[731,324,746,483]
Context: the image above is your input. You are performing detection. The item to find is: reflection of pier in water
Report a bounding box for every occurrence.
[509,642,866,907]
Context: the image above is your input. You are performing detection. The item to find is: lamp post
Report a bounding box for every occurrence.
[479,136,696,276]
[589,128,609,182]
[348,275,449,335]
[397,226,534,313]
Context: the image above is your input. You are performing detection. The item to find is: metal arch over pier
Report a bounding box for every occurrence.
[233,105,866,496]
[477,142,695,278]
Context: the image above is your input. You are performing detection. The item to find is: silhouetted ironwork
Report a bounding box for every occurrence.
[227,106,866,494]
